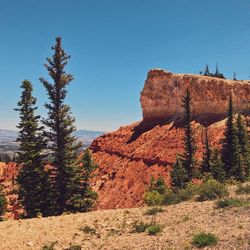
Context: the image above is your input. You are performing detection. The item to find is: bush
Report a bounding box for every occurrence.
[197,179,228,201]
[65,245,82,250]
[133,221,152,233]
[145,191,165,206]
[236,184,250,194]
[42,241,58,250]
[80,225,96,234]
[147,224,163,235]
[192,232,218,248]
[144,207,164,215]
[216,198,250,208]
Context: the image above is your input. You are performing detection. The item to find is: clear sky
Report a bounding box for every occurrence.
[0,0,249,131]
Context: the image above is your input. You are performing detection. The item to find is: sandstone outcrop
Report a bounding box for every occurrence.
[141,69,250,124]
[90,69,250,209]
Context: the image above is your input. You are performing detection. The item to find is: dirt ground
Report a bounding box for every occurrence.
[0,187,249,250]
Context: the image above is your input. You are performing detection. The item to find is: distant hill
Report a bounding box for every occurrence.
[0,129,104,153]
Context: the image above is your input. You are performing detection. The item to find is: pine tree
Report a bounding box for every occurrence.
[201,128,211,174]
[171,157,189,189]
[69,149,98,212]
[40,37,85,214]
[236,114,250,179]
[15,80,52,218]
[204,65,210,76]
[210,149,226,183]
[181,88,197,179]
[0,185,7,218]
[221,93,241,179]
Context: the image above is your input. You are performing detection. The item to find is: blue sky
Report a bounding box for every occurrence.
[0,0,249,131]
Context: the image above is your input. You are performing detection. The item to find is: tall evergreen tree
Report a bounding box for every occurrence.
[210,149,226,183]
[15,80,51,218]
[204,65,210,76]
[69,149,98,212]
[181,88,197,179]
[221,93,241,179]
[236,114,250,178]
[171,157,189,189]
[201,128,212,174]
[0,185,7,218]
[40,37,84,214]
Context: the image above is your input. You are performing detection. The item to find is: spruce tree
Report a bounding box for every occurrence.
[201,128,211,174]
[0,185,7,218]
[210,149,226,183]
[69,149,98,212]
[181,88,197,179]
[236,114,250,179]
[221,93,241,179]
[15,80,52,217]
[171,157,189,189]
[40,37,84,214]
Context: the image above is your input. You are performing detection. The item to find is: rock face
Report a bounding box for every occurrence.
[90,69,250,210]
[140,69,250,124]
[91,120,225,209]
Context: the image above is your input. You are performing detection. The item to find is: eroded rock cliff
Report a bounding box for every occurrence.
[91,69,250,209]
[141,69,250,124]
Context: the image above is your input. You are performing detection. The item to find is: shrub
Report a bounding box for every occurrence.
[147,224,163,235]
[132,221,152,233]
[42,241,58,250]
[149,176,167,194]
[144,207,164,215]
[236,184,250,194]
[65,245,82,250]
[80,225,96,234]
[192,232,218,248]
[197,179,228,201]
[145,191,165,206]
[216,198,250,208]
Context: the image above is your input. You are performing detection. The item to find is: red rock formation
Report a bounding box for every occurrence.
[91,120,226,209]
[141,69,250,124]
[91,69,250,210]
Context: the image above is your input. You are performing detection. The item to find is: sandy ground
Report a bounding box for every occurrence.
[0,189,249,250]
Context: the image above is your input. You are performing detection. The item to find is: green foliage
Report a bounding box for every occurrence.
[236,114,250,179]
[171,157,189,189]
[149,176,167,194]
[65,246,82,250]
[144,207,164,215]
[145,191,165,206]
[133,221,151,233]
[202,64,226,79]
[197,179,228,201]
[221,94,242,180]
[42,241,58,250]
[40,37,97,215]
[236,183,250,194]
[15,80,52,218]
[132,221,163,235]
[80,225,96,234]
[181,88,197,179]
[192,232,218,248]
[68,149,98,212]
[145,179,199,206]
[147,224,163,235]
[210,149,226,183]
[216,198,250,208]
[201,129,212,174]
[0,185,7,217]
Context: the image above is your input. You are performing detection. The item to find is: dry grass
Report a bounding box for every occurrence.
[0,184,249,250]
